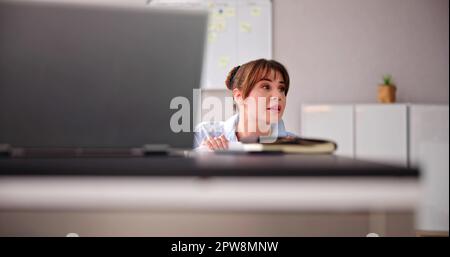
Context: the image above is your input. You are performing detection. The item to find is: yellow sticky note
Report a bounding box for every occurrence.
[218,56,230,69]
[208,32,217,43]
[212,9,226,19]
[250,7,261,17]
[208,22,216,32]
[240,22,252,33]
[224,7,236,17]
[209,17,227,33]
[215,20,226,32]
[211,12,220,19]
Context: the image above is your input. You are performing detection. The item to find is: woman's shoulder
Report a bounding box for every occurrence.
[194,120,225,133]
[194,120,227,142]
[194,115,238,135]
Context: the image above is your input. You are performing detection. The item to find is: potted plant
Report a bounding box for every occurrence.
[378,74,397,103]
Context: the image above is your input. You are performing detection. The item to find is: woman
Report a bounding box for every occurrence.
[195,59,296,151]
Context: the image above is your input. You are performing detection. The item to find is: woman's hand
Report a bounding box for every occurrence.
[201,135,229,151]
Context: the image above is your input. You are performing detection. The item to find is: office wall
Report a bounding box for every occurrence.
[274,0,449,134]
[20,0,449,134]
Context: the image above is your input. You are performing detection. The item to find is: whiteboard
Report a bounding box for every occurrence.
[150,0,272,89]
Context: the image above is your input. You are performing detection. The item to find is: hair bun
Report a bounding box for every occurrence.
[225,66,240,90]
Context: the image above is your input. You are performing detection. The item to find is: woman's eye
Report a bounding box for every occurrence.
[279,87,286,92]
[262,85,270,90]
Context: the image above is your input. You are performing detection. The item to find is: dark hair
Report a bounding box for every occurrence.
[225,59,290,98]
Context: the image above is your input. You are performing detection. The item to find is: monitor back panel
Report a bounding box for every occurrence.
[0,1,207,148]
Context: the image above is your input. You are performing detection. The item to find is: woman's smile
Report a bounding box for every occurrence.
[267,104,281,113]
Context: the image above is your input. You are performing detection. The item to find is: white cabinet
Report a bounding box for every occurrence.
[410,105,449,232]
[355,104,408,167]
[409,105,449,167]
[301,103,449,233]
[301,104,448,168]
[300,105,354,158]
[300,104,409,165]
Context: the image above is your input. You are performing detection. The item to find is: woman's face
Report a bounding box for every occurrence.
[243,70,287,126]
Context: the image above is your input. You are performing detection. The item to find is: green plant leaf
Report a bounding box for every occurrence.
[382,74,392,85]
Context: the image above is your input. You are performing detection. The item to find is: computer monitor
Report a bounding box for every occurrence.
[0,1,207,150]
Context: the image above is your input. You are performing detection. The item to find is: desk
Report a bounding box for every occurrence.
[0,154,420,236]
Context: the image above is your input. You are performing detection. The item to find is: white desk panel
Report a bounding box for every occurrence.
[0,177,419,212]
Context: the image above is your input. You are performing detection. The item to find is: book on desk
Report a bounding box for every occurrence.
[228,136,338,154]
